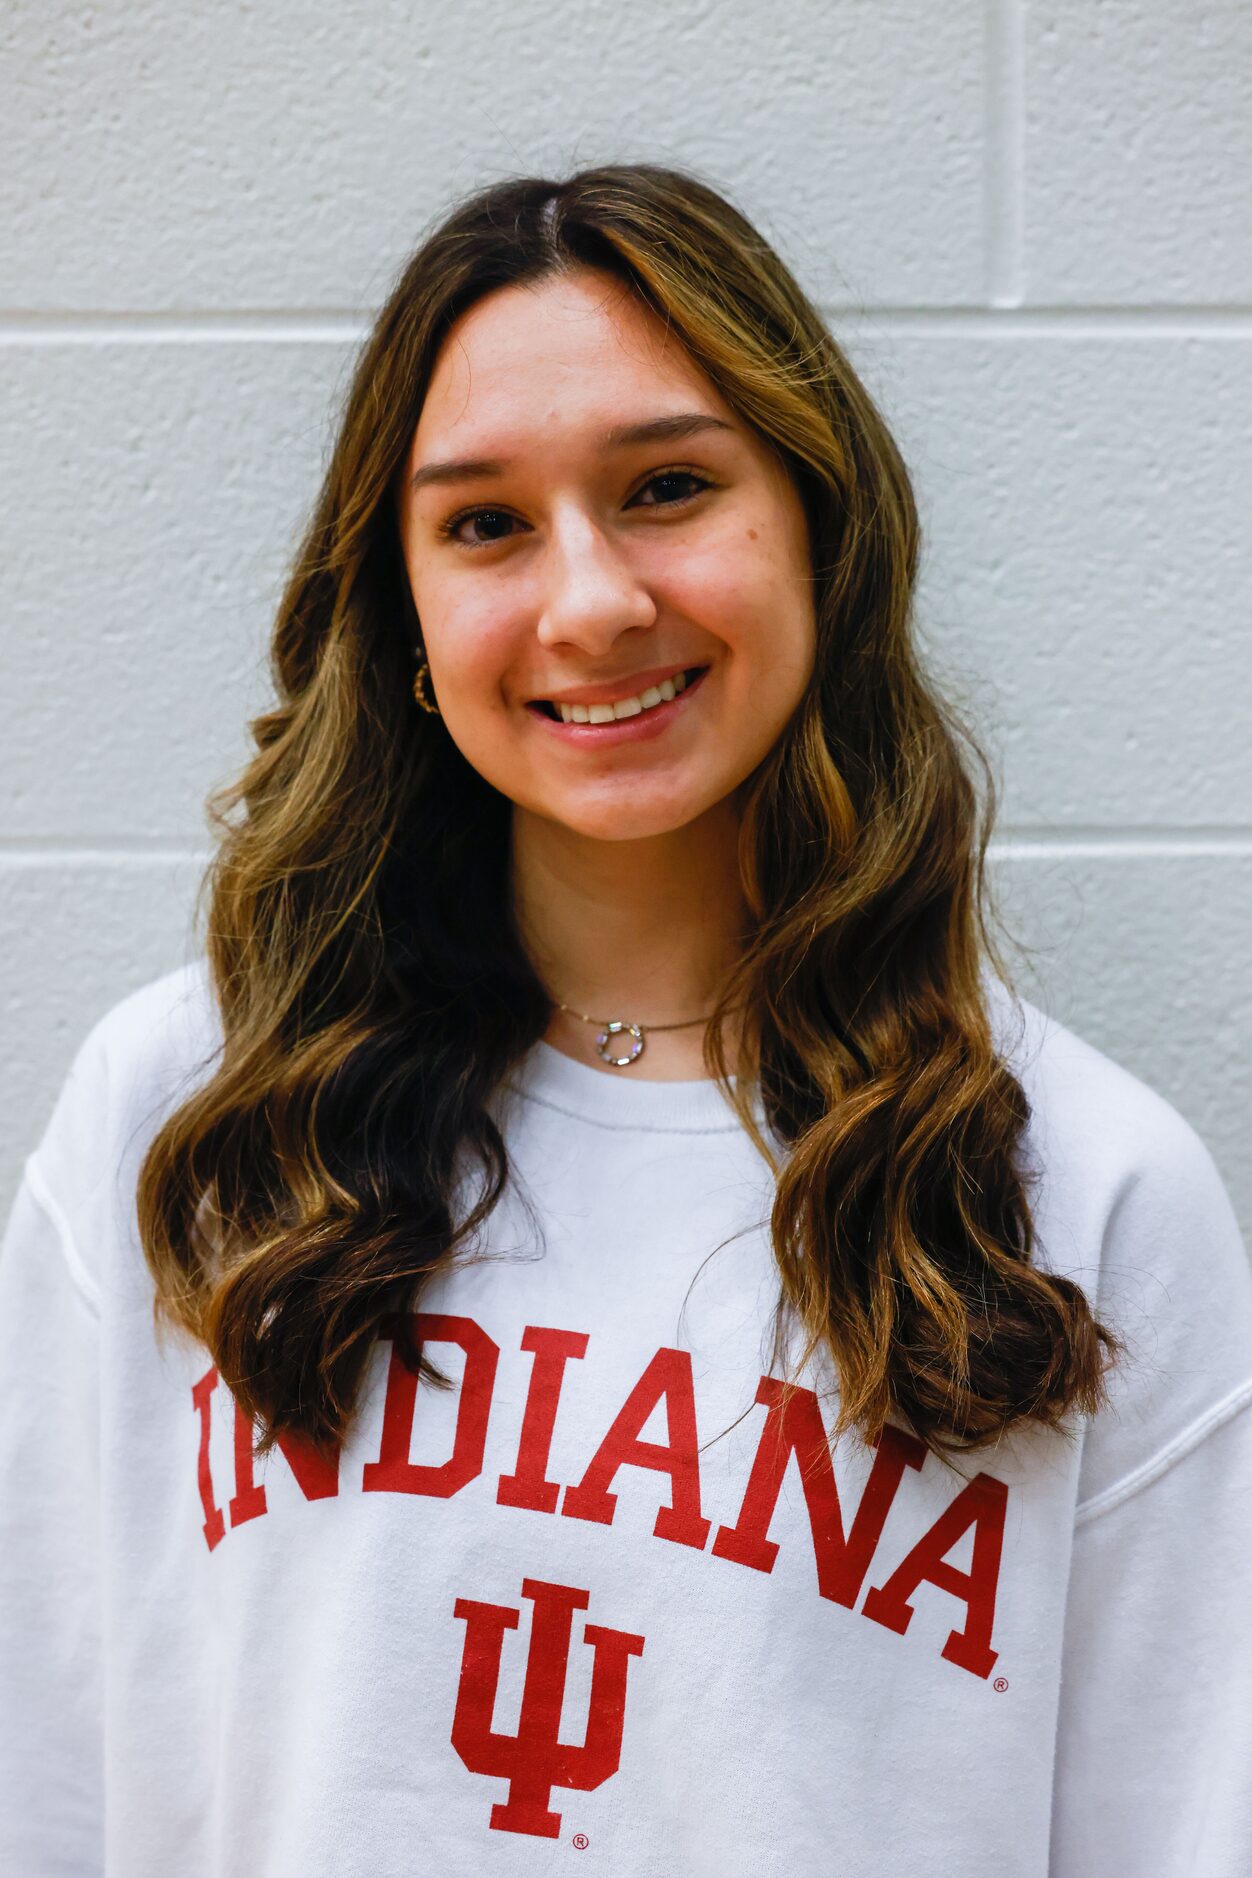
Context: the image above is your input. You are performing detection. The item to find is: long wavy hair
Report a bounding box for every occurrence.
[137,161,1121,1467]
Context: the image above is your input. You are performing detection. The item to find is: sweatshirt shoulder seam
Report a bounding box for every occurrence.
[21,1152,103,1319]
[1074,1375,1252,1527]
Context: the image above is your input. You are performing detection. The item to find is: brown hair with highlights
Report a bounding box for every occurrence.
[137,163,1121,1466]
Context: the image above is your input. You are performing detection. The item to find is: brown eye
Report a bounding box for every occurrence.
[438,468,713,552]
[631,470,711,508]
[439,507,518,548]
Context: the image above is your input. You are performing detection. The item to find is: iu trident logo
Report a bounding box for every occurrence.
[451,1576,646,1837]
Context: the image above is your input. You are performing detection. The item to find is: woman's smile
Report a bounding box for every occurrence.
[524,664,710,747]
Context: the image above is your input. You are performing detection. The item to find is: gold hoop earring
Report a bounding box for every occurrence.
[412,650,440,716]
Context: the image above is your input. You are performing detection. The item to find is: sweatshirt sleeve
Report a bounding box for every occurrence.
[1049,1103,1252,1877]
[0,1158,104,1877]
[1050,1392,1252,1876]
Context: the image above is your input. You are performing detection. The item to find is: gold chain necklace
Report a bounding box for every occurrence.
[555,998,730,1069]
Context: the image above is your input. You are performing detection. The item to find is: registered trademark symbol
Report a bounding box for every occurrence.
[572,1832,590,1849]
[993,1676,1009,1693]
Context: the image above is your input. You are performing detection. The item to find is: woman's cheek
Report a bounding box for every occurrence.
[434,612,523,705]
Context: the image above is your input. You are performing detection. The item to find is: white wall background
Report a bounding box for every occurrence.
[2,1,1250,1239]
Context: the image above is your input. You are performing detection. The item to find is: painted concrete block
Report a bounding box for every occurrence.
[2,0,985,312]
[0,340,349,839]
[1023,4,1252,302]
[989,843,1251,1230]
[847,329,1252,827]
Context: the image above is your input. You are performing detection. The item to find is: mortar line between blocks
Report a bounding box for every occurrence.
[5,307,1252,345]
[2,835,1251,865]
[984,0,1026,309]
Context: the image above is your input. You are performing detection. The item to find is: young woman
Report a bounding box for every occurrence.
[2,164,1250,1876]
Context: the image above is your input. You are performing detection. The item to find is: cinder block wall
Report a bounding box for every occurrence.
[3,3,1249,1238]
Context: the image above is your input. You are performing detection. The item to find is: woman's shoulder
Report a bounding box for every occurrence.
[983,969,1252,1505]
[71,953,219,1072]
[983,967,1212,1194]
[981,967,1240,1274]
[36,955,221,1140]
[982,966,1245,1297]
[26,956,223,1253]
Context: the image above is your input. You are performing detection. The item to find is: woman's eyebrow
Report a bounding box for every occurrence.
[409,412,736,494]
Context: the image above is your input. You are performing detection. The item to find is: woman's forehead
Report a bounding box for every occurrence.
[413,272,716,449]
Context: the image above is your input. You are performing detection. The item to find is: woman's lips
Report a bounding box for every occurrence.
[525,665,709,747]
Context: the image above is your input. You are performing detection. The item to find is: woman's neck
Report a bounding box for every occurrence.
[510,799,750,1080]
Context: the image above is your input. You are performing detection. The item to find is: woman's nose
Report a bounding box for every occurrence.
[534,511,657,653]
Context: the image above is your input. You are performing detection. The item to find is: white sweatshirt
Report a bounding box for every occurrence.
[2,957,1251,1877]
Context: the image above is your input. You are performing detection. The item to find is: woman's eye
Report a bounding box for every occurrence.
[439,469,712,550]
[631,468,712,509]
[440,507,517,548]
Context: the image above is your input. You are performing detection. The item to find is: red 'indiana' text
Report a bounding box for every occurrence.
[191,1311,1009,1679]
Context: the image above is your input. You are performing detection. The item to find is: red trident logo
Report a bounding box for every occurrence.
[451,1576,646,1838]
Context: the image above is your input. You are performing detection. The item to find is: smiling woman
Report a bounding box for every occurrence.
[395,264,816,872]
[2,162,1251,1877]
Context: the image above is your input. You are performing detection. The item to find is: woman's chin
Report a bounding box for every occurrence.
[517,788,719,845]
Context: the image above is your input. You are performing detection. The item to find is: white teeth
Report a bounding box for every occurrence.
[548,670,697,725]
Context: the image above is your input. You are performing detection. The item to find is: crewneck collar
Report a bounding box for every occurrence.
[499,968,1024,1140]
[503,1038,759,1134]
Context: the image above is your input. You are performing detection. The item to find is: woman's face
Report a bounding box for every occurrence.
[397,265,816,843]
